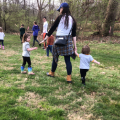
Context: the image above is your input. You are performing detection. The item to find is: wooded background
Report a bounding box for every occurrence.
[0,0,120,36]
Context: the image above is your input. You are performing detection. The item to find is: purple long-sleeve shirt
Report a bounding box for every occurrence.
[32,25,40,36]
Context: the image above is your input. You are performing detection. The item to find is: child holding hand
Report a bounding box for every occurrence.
[21,33,38,75]
[75,45,100,85]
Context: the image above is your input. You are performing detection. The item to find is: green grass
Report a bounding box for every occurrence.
[0,34,120,120]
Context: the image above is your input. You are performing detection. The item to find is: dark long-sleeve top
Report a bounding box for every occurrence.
[47,15,76,37]
[20,27,25,36]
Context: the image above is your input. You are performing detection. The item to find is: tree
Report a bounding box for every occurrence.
[37,0,49,31]
[102,0,119,36]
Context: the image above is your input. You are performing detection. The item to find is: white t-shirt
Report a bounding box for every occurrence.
[78,53,94,69]
[43,21,48,33]
[56,15,73,36]
[0,32,5,40]
[22,42,30,57]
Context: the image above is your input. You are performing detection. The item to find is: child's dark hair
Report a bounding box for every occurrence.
[43,17,46,19]
[21,24,24,26]
[0,27,3,32]
[81,45,90,54]
[22,33,30,43]
[34,21,37,25]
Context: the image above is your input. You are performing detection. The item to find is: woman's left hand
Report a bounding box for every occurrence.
[74,46,77,51]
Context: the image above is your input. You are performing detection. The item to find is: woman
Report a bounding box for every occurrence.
[41,2,77,83]
[32,21,40,47]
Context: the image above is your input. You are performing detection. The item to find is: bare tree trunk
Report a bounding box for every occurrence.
[102,0,118,36]
[16,0,19,5]
[3,0,7,31]
[3,18,6,31]
[52,0,54,25]
[49,0,51,26]
[24,0,25,9]
[38,10,42,32]
[37,0,49,32]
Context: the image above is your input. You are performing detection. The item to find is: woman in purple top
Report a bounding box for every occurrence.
[32,21,41,47]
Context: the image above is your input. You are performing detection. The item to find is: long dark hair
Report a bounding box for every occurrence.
[61,7,76,29]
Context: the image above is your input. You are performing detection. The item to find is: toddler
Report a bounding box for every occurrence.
[75,45,100,85]
[46,35,54,57]
[21,33,38,75]
[0,27,5,50]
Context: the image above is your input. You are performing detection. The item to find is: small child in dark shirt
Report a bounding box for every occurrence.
[20,24,25,43]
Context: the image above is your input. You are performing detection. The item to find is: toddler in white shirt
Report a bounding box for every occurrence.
[0,27,5,50]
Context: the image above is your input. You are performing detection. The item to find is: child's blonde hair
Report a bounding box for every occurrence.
[22,33,30,43]
[34,21,37,25]
[81,45,90,54]
[0,27,3,32]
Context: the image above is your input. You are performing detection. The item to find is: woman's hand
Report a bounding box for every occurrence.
[73,37,77,51]
[40,36,49,44]
[73,46,77,51]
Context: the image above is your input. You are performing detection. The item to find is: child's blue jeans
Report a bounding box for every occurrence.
[47,45,52,57]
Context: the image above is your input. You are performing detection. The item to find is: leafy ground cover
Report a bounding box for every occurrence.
[0,34,120,120]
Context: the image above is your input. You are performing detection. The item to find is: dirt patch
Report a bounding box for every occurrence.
[85,93,96,100]
[17,92,46,109]
[0,63,14,70]
[14,78,28,84]
[17,84,25,89]
[41,65,46,69]
[3,66,14,70]
[71,97,83,104]
[31,82,40,87]
[32,55,50,65]
[1,49,18,57]
[67,108,100,120]
[55,91,76,100]
[67,113,84,120]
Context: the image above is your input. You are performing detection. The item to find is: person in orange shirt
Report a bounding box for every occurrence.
[46,35,54,57]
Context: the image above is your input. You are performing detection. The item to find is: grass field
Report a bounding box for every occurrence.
[0,34,120,120]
